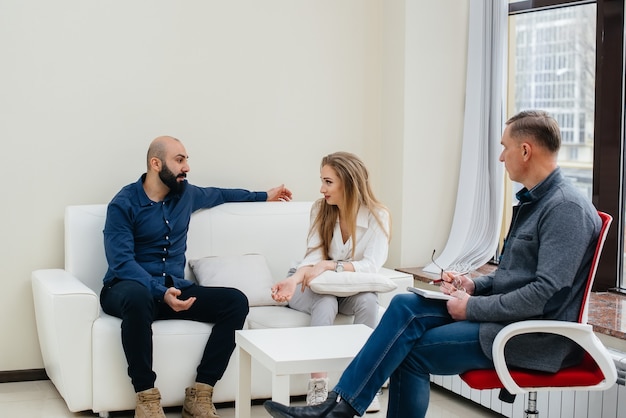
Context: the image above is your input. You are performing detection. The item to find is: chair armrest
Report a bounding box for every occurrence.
[31,268,100,412]
[491,320,618,395]
[377,267,413,308]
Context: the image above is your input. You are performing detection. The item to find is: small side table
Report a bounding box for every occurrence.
[235,324,373,418]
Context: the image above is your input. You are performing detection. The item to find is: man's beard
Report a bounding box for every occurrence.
[159,162,186,194]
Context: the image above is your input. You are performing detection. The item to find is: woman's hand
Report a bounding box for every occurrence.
[301,260,336,288]
[271,277,298,303]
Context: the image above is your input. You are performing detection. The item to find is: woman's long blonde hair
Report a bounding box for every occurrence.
[308,151,391,260]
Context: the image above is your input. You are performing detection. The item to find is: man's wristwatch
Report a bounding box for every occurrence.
[335,261,345,273]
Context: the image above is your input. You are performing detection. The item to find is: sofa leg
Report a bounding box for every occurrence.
[98,412,110,418]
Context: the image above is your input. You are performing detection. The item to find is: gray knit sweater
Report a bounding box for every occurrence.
[466,167,601,373]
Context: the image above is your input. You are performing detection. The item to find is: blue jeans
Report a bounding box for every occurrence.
[334,293,493,417]
[100,279,248,392]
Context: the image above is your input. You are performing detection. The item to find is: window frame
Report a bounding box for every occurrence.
[509,0,625,292]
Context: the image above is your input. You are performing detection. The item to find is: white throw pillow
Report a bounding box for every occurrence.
[308,271,397,297]
[189,254,283,307]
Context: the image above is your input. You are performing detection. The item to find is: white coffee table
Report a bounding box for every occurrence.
[234,324,373,418]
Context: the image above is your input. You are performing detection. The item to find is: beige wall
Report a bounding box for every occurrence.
[0,0,468,371]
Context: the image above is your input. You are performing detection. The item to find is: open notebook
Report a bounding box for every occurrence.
[407,286,454,301]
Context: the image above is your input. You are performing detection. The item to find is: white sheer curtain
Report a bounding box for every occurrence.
[424,0,508,275]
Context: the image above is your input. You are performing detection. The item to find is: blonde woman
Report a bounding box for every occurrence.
[271,151,391,410]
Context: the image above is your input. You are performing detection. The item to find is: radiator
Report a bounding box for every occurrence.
[431,349,626,418]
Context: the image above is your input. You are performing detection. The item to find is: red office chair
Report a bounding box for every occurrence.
[460,211,617,418]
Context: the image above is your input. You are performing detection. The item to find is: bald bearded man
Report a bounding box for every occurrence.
[100,136,292,418]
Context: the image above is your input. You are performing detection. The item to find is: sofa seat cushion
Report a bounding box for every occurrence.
[92,313,215,411]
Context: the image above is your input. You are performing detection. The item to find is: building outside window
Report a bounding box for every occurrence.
[510,3,596,201]
[508,0,626,292]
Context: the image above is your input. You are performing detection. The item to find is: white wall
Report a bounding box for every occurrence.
[379,1,469,269]
[0,0,468,372]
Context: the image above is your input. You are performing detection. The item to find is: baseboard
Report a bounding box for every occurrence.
[0,369,48,383]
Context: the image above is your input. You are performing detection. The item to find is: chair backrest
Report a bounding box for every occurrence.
[578,211,612,324]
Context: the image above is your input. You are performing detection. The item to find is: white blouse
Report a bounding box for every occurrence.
[296,202,390,273]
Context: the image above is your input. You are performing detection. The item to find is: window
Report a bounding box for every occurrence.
[510,2,595,199]
[508,0,625,292]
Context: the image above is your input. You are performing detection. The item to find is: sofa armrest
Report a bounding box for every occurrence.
[32,268,100,412]
[377,267,412,308]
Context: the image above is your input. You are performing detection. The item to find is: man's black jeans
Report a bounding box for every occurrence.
[100,279,249,392]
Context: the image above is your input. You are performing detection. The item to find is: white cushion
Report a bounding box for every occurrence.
[308,271,397,297]
[188,254,283,307]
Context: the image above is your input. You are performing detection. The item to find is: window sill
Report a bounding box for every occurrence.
[396,265,626,345]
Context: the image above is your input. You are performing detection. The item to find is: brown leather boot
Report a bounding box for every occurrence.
[182,382,219,418]
[134,387,166,418]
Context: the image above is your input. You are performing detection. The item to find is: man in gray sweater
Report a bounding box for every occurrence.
[264,110,602,418]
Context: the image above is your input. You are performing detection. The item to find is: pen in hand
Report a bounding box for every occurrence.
[430,271,470,286]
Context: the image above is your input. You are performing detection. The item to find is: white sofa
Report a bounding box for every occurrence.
[32,201,412,417]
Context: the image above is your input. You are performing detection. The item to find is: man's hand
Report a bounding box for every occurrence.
[441,271,475,295]
[446,293,469,320]
[267,184,293,202]
[163,287,196,312]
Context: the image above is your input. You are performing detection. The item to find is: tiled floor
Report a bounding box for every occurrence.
[0,380,503,417]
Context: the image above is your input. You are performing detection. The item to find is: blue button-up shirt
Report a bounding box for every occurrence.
[102,175,267,299]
